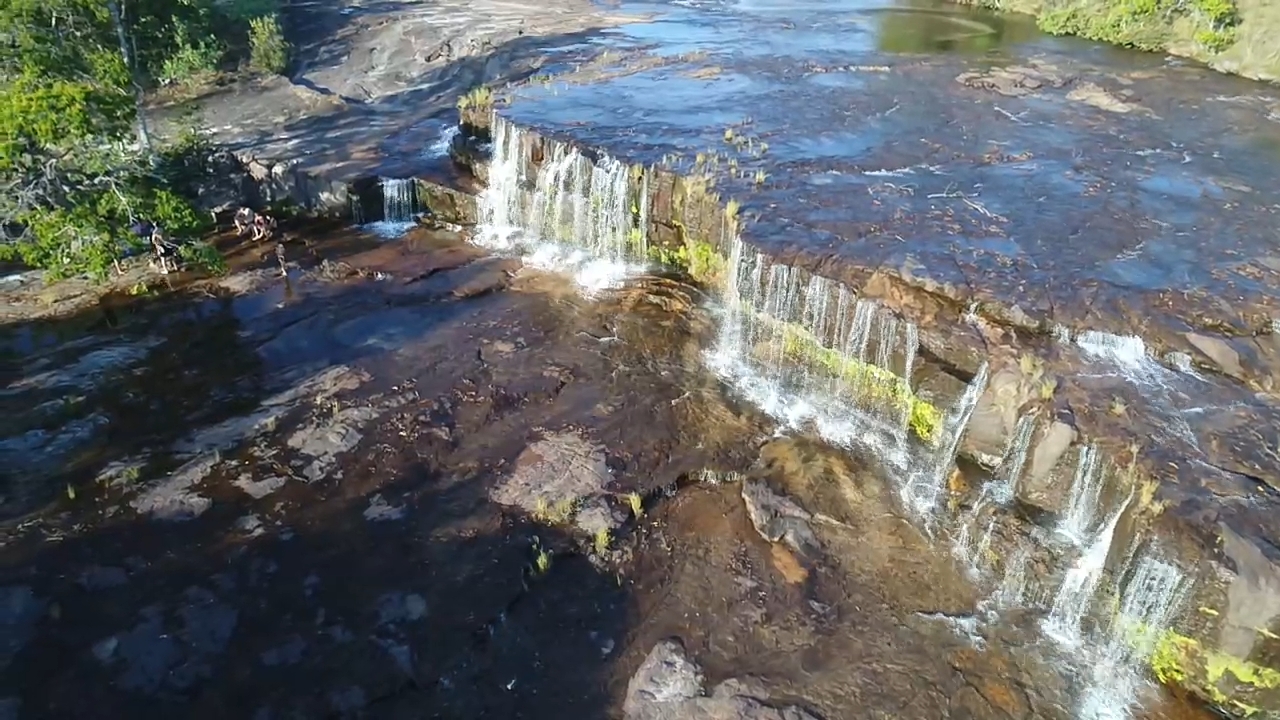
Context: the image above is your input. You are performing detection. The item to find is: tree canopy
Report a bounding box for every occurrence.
[0,0,288,279]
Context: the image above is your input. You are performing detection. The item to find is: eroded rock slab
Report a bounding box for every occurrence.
[955,63,1072,97]
[740,480,819,557]
[130,455,220,521]
[490,431,620,532]
[288,406,382,483]
[624,640,822,720]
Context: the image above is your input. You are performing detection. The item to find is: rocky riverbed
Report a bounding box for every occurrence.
[7,0,1280,718]
[0,223,1222,719]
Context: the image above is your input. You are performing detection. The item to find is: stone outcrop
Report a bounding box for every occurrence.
[740,480,819,557]
[238,153,353,215]
[624,640,822,720]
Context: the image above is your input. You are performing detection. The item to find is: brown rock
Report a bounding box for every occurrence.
[949,649,1031,719]
[416,180,479,226]
[1017,421,1077,514]
[741,479,819,556]
[769,544,809,585]
[624,640,822,720]
[1185,332,1245,380]
[963,366,1029,463]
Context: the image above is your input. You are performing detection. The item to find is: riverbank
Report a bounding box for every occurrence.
[953,0,1280,82]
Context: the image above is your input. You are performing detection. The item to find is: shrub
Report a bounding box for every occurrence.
[159,20,224,86]
[248,15,289,75]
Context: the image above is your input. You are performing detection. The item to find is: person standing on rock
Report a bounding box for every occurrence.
[150,226,180,275]
[275,241,288,277]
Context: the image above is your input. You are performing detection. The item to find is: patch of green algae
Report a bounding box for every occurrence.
[639,176,940,443]
[648,239,726,285]
[1127,622,1280,717]
[773,320,942,443]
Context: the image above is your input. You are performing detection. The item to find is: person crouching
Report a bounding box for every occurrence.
[233,207,255,236]
[252,213,277,242]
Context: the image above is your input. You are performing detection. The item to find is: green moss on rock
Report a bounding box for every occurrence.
[647,238,727,286]
[774,321,941,442]
[1128,624,1280,717]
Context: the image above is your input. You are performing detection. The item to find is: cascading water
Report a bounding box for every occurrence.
[364,178,419,238]
[468,115,1193,720]
[426,125,460,158]
[1077,552,1190,720]
[383,178,417,223]
[1043,489,1134,647]
[475,115,646,289]
[707,234,987,526]
[350,195,365,225]
[1076,330,1149,368]
[1058,444,1105,546]
[991,542,1031,610]
[1072,328,1198,446]
[953,413,1034,573]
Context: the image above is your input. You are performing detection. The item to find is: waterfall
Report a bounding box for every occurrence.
[994,413,1035,501]
[426,125,460,158]
[350,194,365,225]
[952,412,1033,573]
[364,178,419,238]
[475,115,645,289]
[1077,552,1190,720]
[382,178,418,223]
[900,361,988,522]
[992,542,1031,609]
[708,234,985,524]
[1043,490,1133,647]
[1057,444,1105,545]
[464,118,1195,720]
[1076,330,1149,368]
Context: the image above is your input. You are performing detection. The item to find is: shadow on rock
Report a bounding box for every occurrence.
[0,457,630,719]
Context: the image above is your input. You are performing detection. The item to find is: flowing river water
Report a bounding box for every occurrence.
[3,0,1280,718]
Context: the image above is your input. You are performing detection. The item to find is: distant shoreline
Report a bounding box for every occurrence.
[951,0,1279,84]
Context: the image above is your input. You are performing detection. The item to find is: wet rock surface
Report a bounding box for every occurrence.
[463,4,1280,713]
[7,0,1280,718]
[0,218,1228,720]
[489,0,1280,397]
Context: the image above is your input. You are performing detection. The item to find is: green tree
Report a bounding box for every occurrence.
[0,0,255,279]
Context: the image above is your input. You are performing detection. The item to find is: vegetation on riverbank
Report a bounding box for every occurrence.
[957,0,1280,81]
[0,0,290,280]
